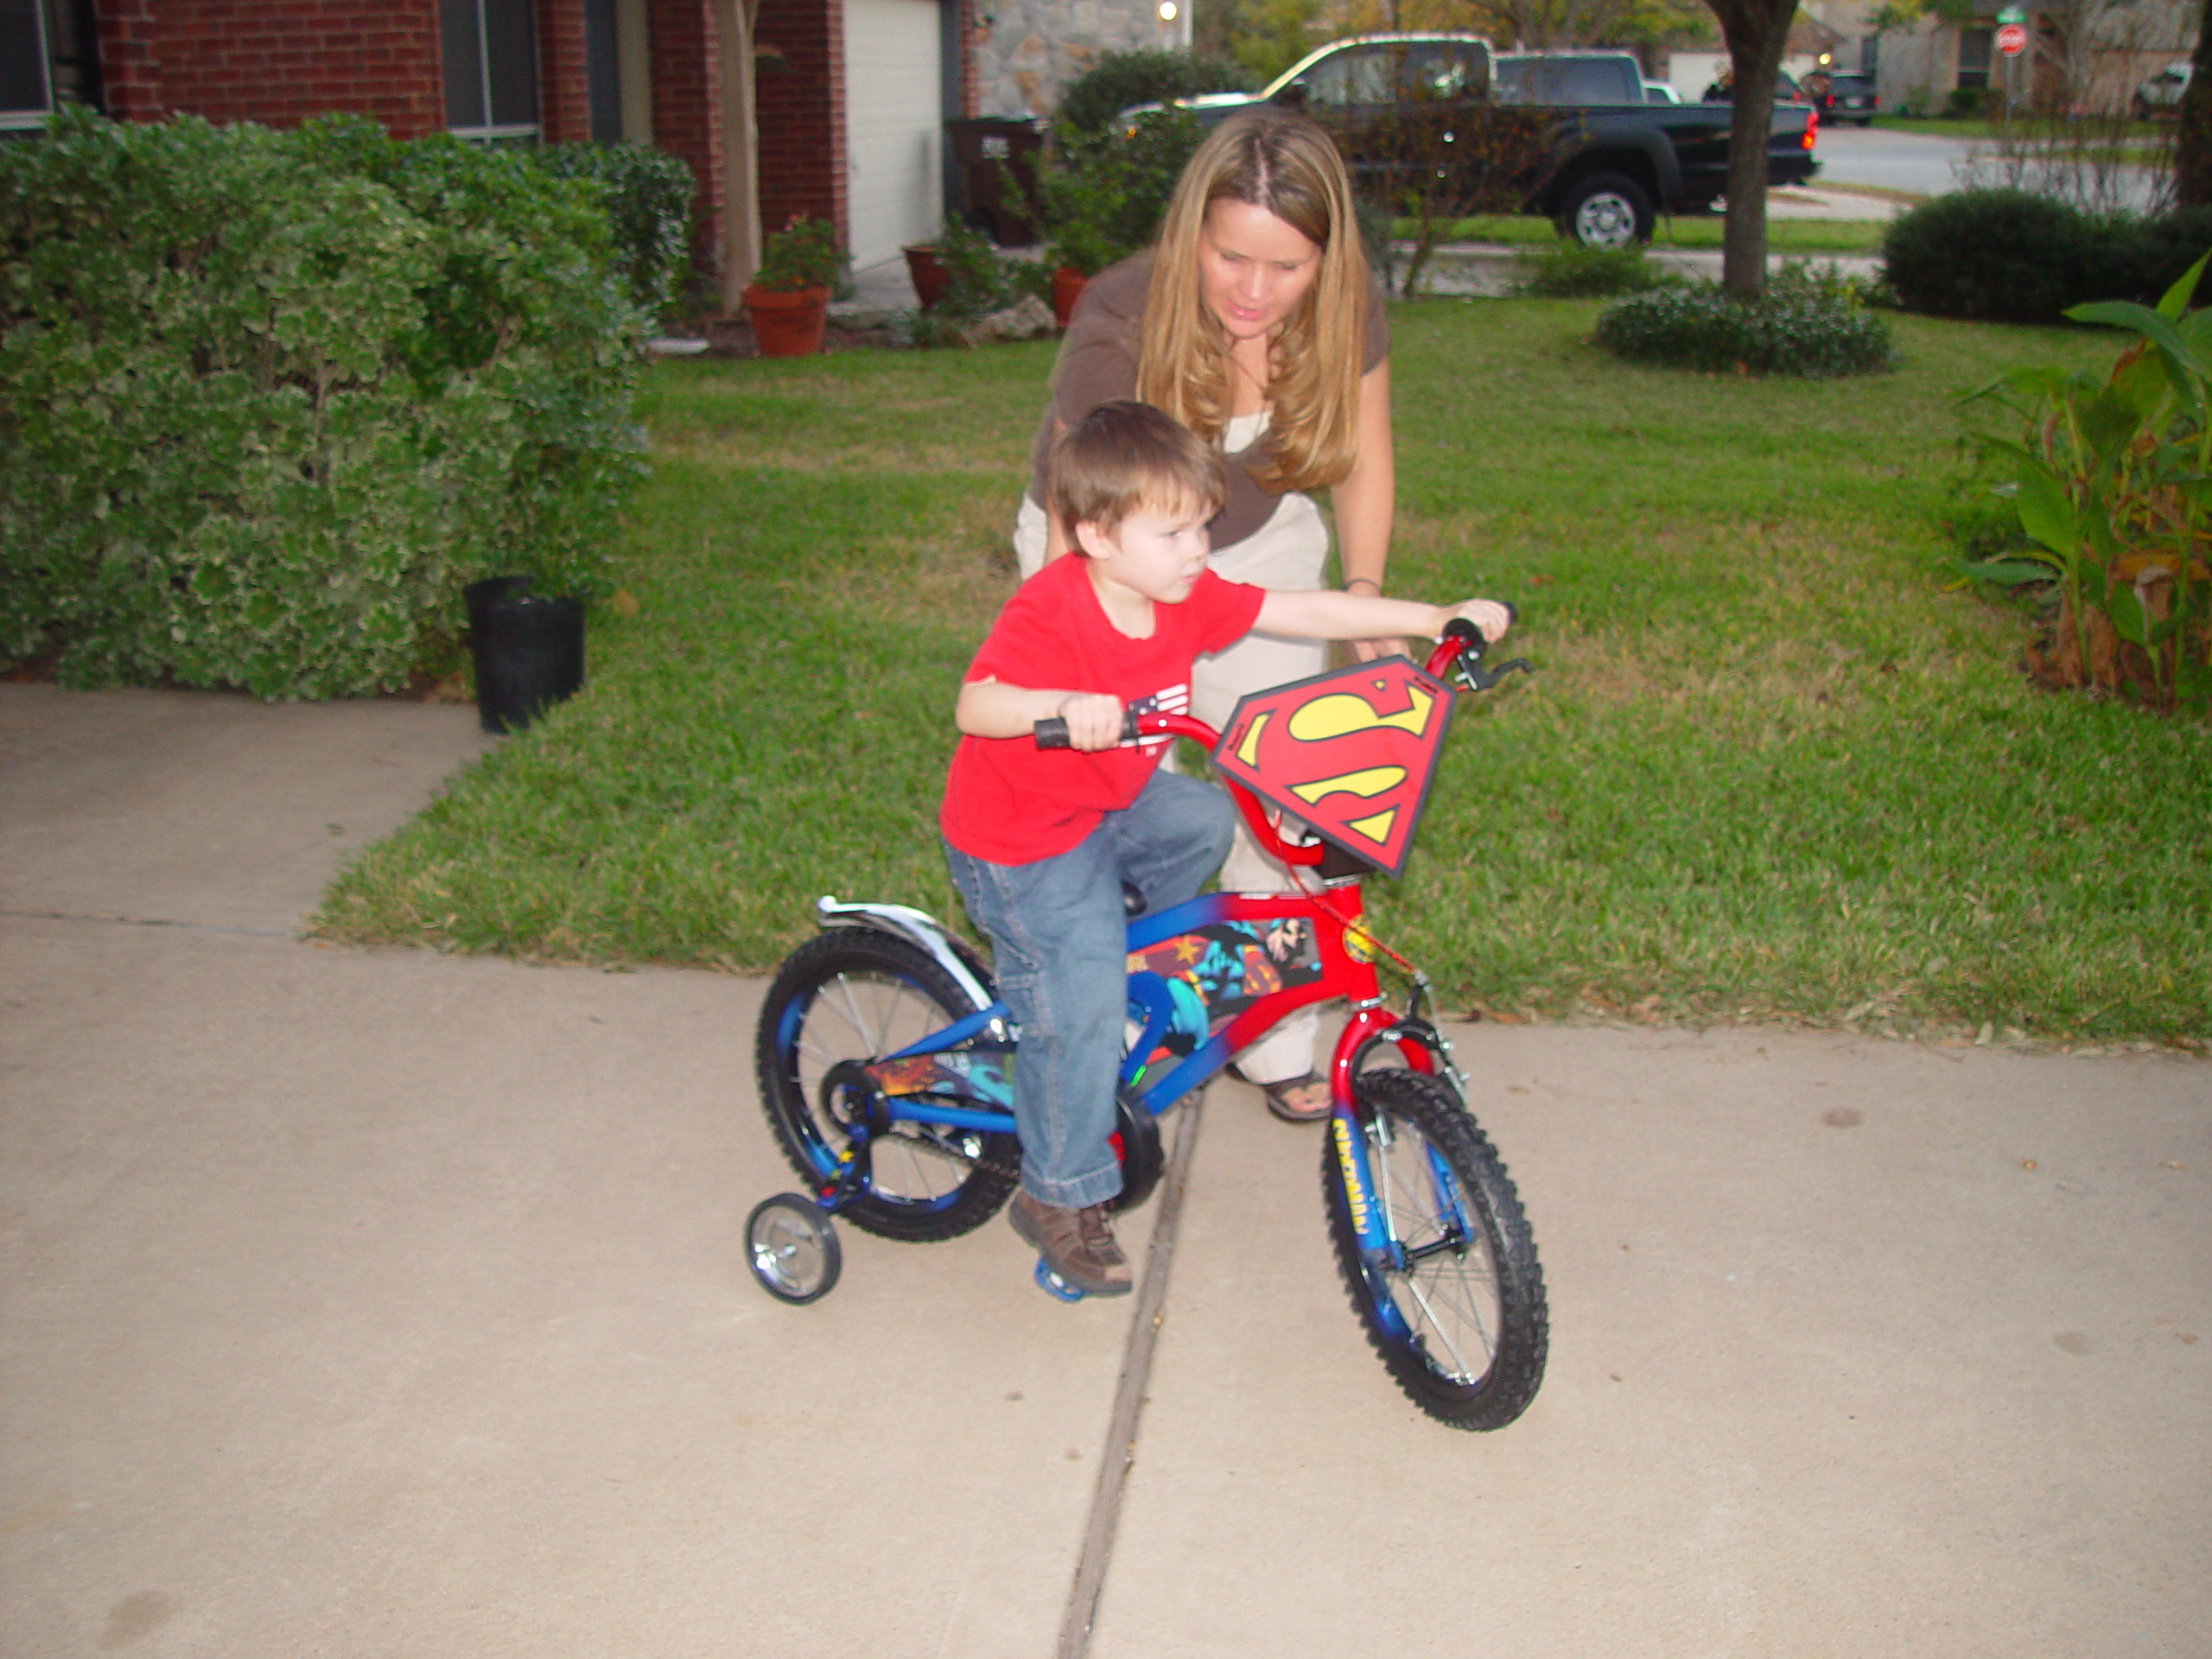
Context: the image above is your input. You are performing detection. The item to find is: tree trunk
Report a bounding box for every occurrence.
[715,0,764,310]
[1706,0,1801,296]
[2176,0,2212,207]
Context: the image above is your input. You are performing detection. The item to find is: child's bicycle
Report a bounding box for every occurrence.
[744,620,1548,1430]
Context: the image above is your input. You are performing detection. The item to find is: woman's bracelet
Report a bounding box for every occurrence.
[1344,577,1382,594]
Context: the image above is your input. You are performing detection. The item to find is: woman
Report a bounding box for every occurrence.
[1012,106,1396,1124]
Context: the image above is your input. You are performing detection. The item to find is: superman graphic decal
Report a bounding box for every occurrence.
[1211,656,1453,876]
[1123,915,1325,1082]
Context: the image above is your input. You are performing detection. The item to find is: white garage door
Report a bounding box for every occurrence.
[843,0,942,270]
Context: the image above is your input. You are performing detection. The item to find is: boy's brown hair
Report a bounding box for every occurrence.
[1046,399,1227,550]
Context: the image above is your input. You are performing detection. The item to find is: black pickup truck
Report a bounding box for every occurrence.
[1136,35,1820,248]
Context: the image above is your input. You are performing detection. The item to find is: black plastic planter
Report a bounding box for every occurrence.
[465,576,584,735]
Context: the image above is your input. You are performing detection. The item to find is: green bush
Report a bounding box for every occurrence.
[1039,106,1208,275]
[1954,257,2212,715]
[531,142,695,315]
[1882,189,2116,322]
[1883,189,2212,323]
[1052,48,1252,137]
[1594,282,1895,377]
[0,109,645,698]
[1516,242,1671,298]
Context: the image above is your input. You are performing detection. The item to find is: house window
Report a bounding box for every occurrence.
[1,0,54,130]
[442,0,540,143]
[1956,27,1993,90]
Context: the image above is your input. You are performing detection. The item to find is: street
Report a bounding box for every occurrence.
[1811,120,2164,211]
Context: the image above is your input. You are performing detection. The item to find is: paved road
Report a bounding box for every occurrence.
[1812,122,2164,210]
[1809,124,1976,195]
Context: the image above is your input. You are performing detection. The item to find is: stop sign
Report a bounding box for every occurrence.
[1996,22,2028,55]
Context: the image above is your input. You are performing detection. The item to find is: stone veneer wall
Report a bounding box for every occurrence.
[972,0,1185,118]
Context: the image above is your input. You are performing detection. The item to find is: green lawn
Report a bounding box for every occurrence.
[1433,215,1891,253]
[315,305,2212,1048]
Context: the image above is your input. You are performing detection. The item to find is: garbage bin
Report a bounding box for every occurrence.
[944,116,1047,245]
[465,575,585,735]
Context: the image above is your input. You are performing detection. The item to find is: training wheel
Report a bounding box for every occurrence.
[1033,1257,1087,1302]
[747,1193,842,1305]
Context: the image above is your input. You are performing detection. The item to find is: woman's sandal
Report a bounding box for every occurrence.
[1228,1065,1334,1124]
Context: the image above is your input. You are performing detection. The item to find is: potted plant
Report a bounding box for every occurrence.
[1043,220,1115,327]
[1034,113,1202,327]
[901,241,951,309]
[743,216,842,357]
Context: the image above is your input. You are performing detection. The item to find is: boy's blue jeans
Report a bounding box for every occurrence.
[944,771,1236,1210]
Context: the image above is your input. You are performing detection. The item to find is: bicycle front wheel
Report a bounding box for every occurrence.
[755,929,1019,1242]
[1322,1068,1548,1430]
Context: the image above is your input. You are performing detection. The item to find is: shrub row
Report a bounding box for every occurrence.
[1882,189,2212,324]
[0,110,661,698]
[1595,276,1895,378]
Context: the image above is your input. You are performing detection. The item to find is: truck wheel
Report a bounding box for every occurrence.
[1556,172,1655,250]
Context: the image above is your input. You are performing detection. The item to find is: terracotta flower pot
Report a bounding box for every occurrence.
[1051,266,1089,329]
[742,284,830,358]
[902,244,950,310]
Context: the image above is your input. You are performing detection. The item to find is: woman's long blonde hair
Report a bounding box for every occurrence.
[1137,107,1370,495]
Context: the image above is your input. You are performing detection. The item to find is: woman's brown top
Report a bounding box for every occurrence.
[1026,253,1390,550]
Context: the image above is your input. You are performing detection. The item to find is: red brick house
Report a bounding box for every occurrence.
[3,0,989,289]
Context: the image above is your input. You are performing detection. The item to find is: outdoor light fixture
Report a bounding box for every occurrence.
[1159,1,1178,18]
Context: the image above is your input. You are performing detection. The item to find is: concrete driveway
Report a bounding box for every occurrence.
[3,684,2207,1656]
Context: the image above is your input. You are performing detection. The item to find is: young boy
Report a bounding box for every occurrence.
[941,401,1510,1297]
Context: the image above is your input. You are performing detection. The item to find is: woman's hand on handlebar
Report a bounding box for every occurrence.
[1053,692,1127,751]
[1449,599,1514,643]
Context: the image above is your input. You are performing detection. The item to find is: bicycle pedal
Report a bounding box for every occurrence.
[1033,1257,1087,1302]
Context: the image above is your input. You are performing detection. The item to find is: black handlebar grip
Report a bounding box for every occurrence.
[1033,705,1143,748]
[1442,601,1517,645]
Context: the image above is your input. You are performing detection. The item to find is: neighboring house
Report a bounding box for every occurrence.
[971,0,1188,118]
[2,0,988,281]
[1866,0,2190,114]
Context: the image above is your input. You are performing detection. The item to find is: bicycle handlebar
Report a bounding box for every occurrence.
[1027,615,1526,871]
[1033,614,1529,751]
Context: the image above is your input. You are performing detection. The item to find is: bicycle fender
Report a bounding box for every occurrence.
[812,895,996,1015]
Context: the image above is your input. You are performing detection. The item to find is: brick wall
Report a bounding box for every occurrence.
[959,0,981,119]
[647,0,725,294]
[535,0,591,142]
[92,0,446,137]
[754,0,844,242]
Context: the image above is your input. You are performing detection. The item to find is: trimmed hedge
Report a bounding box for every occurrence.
[1053,48,1253,136]
[532,140,694,314]
[0,110,649,698]
[1516,243,1670,298]
[1883,189,2212,323]
[1595,282,1895,378]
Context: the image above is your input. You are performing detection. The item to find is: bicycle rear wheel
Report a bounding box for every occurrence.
[1322,1069,1547,1430]
[755,929,1019,1242]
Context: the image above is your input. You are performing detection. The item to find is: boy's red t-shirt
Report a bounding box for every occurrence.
[941,554,1264,865]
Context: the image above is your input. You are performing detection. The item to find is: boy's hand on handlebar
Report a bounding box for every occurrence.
[1057,692,1126,751]
[1450,600,1513,643]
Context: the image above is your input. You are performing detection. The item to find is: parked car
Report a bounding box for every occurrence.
[1644,79,1681,105]
[2134,62,2191,120]
[1821,72,1878,125]
[1127,35,1819,248]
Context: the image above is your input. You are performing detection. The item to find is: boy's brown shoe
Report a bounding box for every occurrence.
[1008,1192,1132,1297]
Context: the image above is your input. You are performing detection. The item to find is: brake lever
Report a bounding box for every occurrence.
[1457,654,1534,694]
[1440,612,1533,695]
